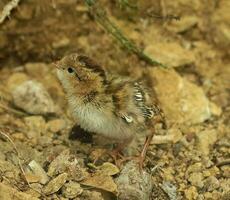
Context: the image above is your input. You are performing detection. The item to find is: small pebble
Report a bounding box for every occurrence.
[27,160,49,184]
[43,173,68,195]
[188,172,204,188]
[115,161,152,200]
[62,181,83,199]
[12,80,56,115]
[204,176,220,192]
[46,119,66,133]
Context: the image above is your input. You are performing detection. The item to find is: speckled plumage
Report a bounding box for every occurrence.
[55,53,165,157]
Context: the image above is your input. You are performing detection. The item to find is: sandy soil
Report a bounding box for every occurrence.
[0,1,229,200]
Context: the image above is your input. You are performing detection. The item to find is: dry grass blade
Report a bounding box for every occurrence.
[0,129,47,197]
[0,129,30,187]
[0,103,27,116]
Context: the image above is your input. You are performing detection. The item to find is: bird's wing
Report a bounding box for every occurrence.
[106,75,163,125]
[108,77,136,123]
[133,81,165,124]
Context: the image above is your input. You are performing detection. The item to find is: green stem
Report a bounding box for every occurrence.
[84,0,167,68]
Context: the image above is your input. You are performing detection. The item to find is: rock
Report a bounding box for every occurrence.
[12,132,26,141]
[115,161,152,200]
[210,102,222,117]
[204,191,223,200]
[210,1,230,53]
[184,186,198,200]
[81,171,118,194]
[25,183,42,198]
[26,160,49,184]
[38,135,53,147]
[161,181,177,200]
[48,149,85,181]
[144,42,195,67]
[0,159,21,181]
[80,162,119,194]
[162,167,175,182]
[24,173,41,184]
[220,179,230,195]
[98,162,120,176]
[25,63,50,79]
[25,62,65,106]
[204,176,220,192]
[152,128,182,144]
[148,68,212,124]
[12,80,56,115]
[52,37,70,48]
[221,166,230,178]
[166,15,199,33]
[7,72,29,91]
[79,190,104,200]
[43,173,68,195]
[46,119,66,133]
[0,182,39,200]
[203,167,220,178]
[186,163,203,174]
[188,172,204,188]
[195,129,217,156]
[62,181,83,199]
[24,116,46,139]
[222,191,230,200]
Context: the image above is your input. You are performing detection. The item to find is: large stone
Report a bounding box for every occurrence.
[0,182,39,200]
[12,80,56,115]
[115,161,152,200]
[148,68,212,124]
[144,42,195,67]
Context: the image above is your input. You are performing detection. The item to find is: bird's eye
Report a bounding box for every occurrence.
[67,67,74,73]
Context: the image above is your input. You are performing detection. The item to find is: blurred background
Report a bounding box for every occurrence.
[0,0,229,200]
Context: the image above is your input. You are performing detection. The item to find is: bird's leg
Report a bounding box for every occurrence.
[139,132,154,171]
[109,137,134,167]
[92,138,132,166]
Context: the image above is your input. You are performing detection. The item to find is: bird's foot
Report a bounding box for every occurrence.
[111,150,146,172]
[108,149,138,168]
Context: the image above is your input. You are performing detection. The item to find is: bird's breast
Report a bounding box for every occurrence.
[69,102,133,140]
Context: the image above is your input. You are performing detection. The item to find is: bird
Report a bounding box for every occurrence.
[55,53,166,169]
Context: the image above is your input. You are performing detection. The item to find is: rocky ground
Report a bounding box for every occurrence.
[0,0,229,200]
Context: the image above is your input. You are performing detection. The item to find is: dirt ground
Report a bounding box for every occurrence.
[0,0,229,200]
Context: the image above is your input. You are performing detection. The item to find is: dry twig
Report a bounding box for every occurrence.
[0,0,21,24]
[0,128,30,186]
[0,129,47,197]
[84,0,166,68]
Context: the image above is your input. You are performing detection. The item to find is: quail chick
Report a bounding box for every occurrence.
[55,53,165,169]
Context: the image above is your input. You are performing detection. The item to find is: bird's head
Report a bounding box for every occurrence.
[55,53,107,98]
